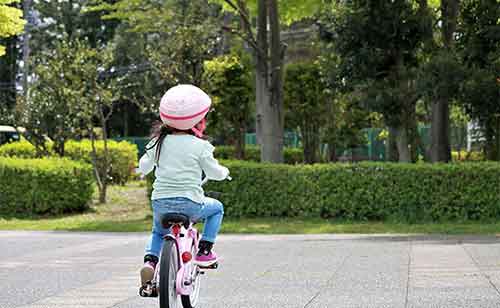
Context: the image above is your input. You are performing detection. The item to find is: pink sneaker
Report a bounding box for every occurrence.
[140,261,156,285]
[194,251,218,267]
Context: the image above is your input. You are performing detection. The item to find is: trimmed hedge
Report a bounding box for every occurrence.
[0,140,44,158]
[196,161,500,222]
[0,140,138,185]
[0,157,94,215]
[65,140,138,185]
[214,145,304,164]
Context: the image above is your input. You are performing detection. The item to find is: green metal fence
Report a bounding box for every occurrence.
[115,125,467,161]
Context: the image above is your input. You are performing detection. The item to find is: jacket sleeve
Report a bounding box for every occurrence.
[138,139,157,175]
[199,143,229,181]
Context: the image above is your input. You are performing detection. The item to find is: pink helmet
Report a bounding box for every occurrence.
[159,84,211,135]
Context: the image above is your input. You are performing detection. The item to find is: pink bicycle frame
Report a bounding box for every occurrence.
[163,223,200,296]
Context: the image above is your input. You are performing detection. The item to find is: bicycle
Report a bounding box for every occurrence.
[140,176,230,308]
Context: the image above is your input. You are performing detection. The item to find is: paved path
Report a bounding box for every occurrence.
[1,232,500,308]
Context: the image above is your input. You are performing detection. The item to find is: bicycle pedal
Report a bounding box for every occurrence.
[139,284,158,297]
[199,262,218,270]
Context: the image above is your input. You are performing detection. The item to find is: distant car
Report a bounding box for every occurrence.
[0,125,20,146]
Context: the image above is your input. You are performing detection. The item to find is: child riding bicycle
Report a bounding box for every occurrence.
[137,84,230,287]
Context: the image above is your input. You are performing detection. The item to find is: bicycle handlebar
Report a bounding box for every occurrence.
[201,175,232,186]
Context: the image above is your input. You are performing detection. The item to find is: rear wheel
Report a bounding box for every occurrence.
[159,240,180,308]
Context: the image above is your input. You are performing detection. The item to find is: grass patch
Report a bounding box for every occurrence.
[1,181,500,235]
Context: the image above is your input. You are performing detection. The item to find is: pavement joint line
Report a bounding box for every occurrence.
[404,236,412,308]
[13,269,139,308]
[106,295,141,308]
[302,250,352,308]
[462,244,500,299]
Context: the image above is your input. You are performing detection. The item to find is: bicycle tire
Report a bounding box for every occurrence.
[159,240,179,308]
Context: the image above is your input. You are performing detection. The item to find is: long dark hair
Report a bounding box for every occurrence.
[146,121,194,165]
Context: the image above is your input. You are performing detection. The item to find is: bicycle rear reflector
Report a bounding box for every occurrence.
[182,252,192,263]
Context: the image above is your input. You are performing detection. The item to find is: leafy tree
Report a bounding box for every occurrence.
[319,0,429,162]
[209,0,324,162]
[422,0,461,162]
[70,40,120,204]
[30,0,117,51]
[0,0,24,56]
[203,54,253,159]
[105,24,160,137]
[0,0,24,123]
[90,0,221,85]
[284,61,328,163]
[21,39,120,202]
[89,0,222,139]
[21,40,81,156]
[457,0,500,160]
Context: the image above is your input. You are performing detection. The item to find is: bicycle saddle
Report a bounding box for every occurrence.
[161,213,190,229]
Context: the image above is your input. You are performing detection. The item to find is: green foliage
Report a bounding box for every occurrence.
[21,39,120,155]
[29,0,117,58]
[418,51,465,102]
[451,151,485,162]
[285,61,328,163]
[214,145,304,164]
[203,54,253,156]
[0,0,25,56]
[88,0,175,33]
[0,157,94,215]
[0,140,138,185]
[65,140,138,185]
[457,0,500,160]
[91,0,221,86]
[0,140,45,158]
[209,0,324,25]
[198,161,500,221]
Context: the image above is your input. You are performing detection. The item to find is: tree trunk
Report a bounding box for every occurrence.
[496,117,500,161]
[260,0,284,163]
[394,126,411,162]
[328,143,337,162]
[123,104,129,136]
[234,121,246,160]
[486,118,500,161]
[431,0,459,163]
[303,124,319,164]
[326,98,337,162]
[441,0,460,48]
[255,0,268,146]
[387,126,399,162]
[99,105,109,204]
[89,127,104,202]
[431,98,451,162]
[54,139,65,157]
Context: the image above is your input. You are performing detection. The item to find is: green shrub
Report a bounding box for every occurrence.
[0,140,41,158]
[65,140,138,185]
[214,145,304,164]
[183,161,500,222]
[0,157,94,215]
[0,139,138,185]
[452,151,485,162]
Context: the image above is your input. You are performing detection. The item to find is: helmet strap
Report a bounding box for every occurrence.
[191,118,206,138]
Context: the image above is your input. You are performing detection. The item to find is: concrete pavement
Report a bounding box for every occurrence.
[1,232,500,308]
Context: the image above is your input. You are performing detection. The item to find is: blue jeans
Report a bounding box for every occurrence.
[145,197,224,258]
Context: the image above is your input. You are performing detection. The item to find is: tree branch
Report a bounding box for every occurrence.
[222,0,266,59]
[222,25,266,60]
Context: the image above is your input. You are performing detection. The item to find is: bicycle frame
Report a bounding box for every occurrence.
[153,222,201,297]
